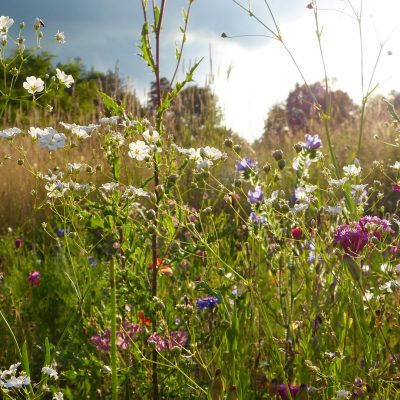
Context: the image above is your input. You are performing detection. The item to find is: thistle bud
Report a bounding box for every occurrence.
[277,159,286,170]
[224,138,233,147]
[272,149,283,161]
[263,163,271,173]
[233,144,241,153]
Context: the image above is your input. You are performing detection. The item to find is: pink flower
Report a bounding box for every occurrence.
[392,185,400,192]
[27,271,41,286]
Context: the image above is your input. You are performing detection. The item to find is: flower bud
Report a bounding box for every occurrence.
[294,143,303,153]
[263,163,271,173]
[233,144,241,153]
[277,159,286,170]
[224,138,233,148]
[17,159,24,165]
[146,209,156,220]
[272,149,283,161]
[234,179,242,188]
[19,22,25,30]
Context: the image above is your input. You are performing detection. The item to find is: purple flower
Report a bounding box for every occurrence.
[27,271,41,286]
[269,380,303,400]
[91,329,111,351]
[117,322,142,349]
[250,212,266,225]
[334,223,368,256]
[303,133,322,150]
[91,322,141,351]
[248,186,263,204]
[196,296,220,310]
[148,330,188,352]
[359,216,394,239]
[235,157,256,172]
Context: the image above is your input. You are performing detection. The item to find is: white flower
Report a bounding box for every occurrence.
[100,116,119,125]
[343,164,361,178]
[336,389,350,399]
[23,76,44,94]
[67,163,85,172]
[329,177,348,186]
[196,159,213,170]
[100,182,119,192]
[0,16,14,34]
[391,161,400,171]
[103,365,112,374]
[38,128,66,150]
[60,122,99,139]
[3,375,31,388]
[53,392,64,400]
[123,186,149,198]
[324,206,343,215]
[201,146,224,160]
[143,129,160,144]
[56,69,74,88]
[68,181,92,195]
[128,140,150,161]
[0,127,21,139]
[28,127,45,139]
[55,31,65,44]
[111,132,125,146]
[291,203,309,213]
[41,366,58,379]
[45,181,68,198]
[379,279,400,293]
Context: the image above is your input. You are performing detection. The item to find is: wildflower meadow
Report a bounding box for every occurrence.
[0,1,400,399]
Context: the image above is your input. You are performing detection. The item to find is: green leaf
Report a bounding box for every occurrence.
[98,91,124,115]
[21,340,30,376]
[138,22,156,72]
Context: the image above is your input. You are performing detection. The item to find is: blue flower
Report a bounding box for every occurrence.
[304,134,322,150]
[235,157,256,172]
[248,186,263,204]
[56,228,71,236]
[196,296,220,310]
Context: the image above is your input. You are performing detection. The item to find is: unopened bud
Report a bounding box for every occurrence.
[263,163,271,173]
[277,159,286,170]
[224,138,233,147]
[272,149,283,161]
[233,144,241,153]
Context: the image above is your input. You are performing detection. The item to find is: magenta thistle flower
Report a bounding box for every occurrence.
[334,223,368,256]
[27,271,41,286]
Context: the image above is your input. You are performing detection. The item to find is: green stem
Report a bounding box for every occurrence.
[110,257,118,400]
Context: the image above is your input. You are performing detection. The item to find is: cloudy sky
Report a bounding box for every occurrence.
[3,1,400,141]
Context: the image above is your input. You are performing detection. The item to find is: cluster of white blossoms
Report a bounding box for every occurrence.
[60,122,99,139]
[41,171,92,198]
[122,185,149,199]
[0,362,30,389]
[172,144,225,170]
[41,366,58,379]
[22,69,74,96]
[128,130,162,161]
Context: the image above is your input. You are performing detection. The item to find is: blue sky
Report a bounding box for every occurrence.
[3,1,400,141]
